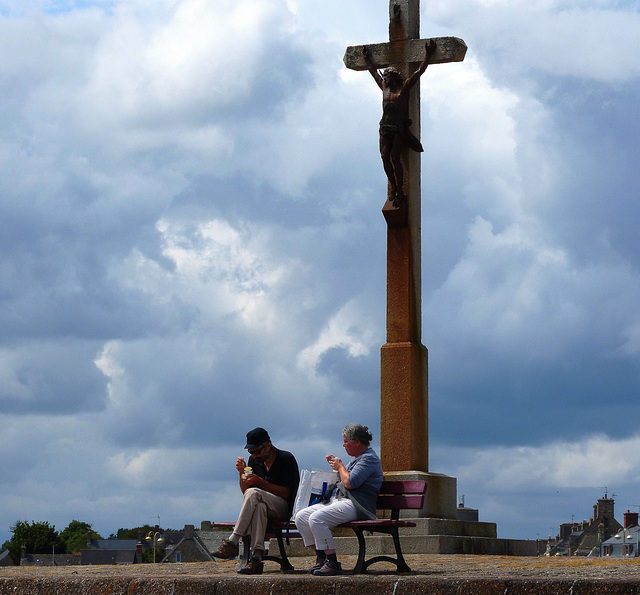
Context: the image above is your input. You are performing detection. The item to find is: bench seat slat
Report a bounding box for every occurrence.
[378,480,427,495]
[341,519,417,528]
[377,493,425,510]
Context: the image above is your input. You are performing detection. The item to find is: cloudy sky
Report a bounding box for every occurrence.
[1,0,640,547]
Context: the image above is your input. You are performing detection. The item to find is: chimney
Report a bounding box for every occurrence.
[87,528,93,548]
[596,497,615,521]
[624,510,639,529]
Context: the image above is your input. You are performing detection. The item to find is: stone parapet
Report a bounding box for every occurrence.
[2,556,640,595]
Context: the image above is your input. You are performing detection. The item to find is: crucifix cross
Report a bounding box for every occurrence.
[344,2,466,226]
[344,0,466,475]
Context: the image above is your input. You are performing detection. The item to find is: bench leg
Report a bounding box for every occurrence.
[351,528,368,574]
[263,528,295,572]
[350,528,412,574]
[238,536,251,570]
[388,526,411,573]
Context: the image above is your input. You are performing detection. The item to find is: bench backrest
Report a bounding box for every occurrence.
[376,480,427,520]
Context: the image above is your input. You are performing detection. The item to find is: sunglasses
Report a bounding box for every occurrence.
[248,443,267,456]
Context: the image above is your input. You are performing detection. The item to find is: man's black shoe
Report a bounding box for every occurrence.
[237,558,264,575]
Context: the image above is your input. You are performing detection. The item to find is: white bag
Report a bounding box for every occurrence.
[292,469,339,518]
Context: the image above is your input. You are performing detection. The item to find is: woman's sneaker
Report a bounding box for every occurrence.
[312,559,344,576]
[309,555,326,574]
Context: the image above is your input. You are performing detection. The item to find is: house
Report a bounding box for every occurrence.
[161,525,215,563]
[82,530,143,565]
[19,545,81,567]
[0,550,15,566]
[601,511,640,557]
[161,522,242,563]
[547,492,623,556]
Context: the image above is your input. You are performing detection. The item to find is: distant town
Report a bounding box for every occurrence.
[2,491,639,566]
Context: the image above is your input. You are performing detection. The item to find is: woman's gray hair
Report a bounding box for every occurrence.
[343,423,373,446]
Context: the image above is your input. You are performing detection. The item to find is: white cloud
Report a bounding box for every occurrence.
[434,433,640,537]
[450,433,640,490]
[429,0,640,81]
[425,58,524,221]
[297,299,376,370]
[121,217,304,333]
[427,213,640,368]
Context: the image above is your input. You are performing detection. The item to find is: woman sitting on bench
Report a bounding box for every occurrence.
[294,423,383,576]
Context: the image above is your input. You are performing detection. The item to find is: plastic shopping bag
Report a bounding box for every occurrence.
[292,469,339,517]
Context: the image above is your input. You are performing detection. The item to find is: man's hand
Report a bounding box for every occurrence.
[236,457,246,474]
[243,474,262,488]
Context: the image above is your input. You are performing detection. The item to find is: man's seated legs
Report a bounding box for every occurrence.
[213,487,289,564]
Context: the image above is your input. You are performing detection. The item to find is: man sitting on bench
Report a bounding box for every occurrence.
[294,424,383,576]
[212,427,299,575]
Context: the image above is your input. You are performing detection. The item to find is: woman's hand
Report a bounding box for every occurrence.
[327,454,351,488]
[327,455,344,471]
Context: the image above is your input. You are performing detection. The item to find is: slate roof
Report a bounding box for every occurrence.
[87,539,139,551]
[0,550,14,566]
[161,526,215,563]
[81,550,138,565]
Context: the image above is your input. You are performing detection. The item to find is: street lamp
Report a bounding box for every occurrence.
[145,531,164,563]
[614,529,632,557]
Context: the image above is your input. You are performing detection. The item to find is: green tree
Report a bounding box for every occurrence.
[141,545,166,563]
[59,520,103,553]
[117,525,157,540]
[1,520,63,565]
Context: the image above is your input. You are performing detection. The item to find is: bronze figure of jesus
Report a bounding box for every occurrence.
[363,40,435,206]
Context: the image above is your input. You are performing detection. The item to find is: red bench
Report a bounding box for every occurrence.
[213,479,427,573]
[340,479,427,573]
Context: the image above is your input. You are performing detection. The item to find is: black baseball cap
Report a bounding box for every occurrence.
[245,427,271,450]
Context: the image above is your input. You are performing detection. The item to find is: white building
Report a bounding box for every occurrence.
[601,511,640,558]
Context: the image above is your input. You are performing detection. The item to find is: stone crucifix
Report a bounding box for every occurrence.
[344,1,466,477]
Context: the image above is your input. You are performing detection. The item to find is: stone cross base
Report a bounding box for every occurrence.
[380,342,429,470]
[382,470,458,519]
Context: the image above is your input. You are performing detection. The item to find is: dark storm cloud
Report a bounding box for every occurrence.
[1,0,640,546]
